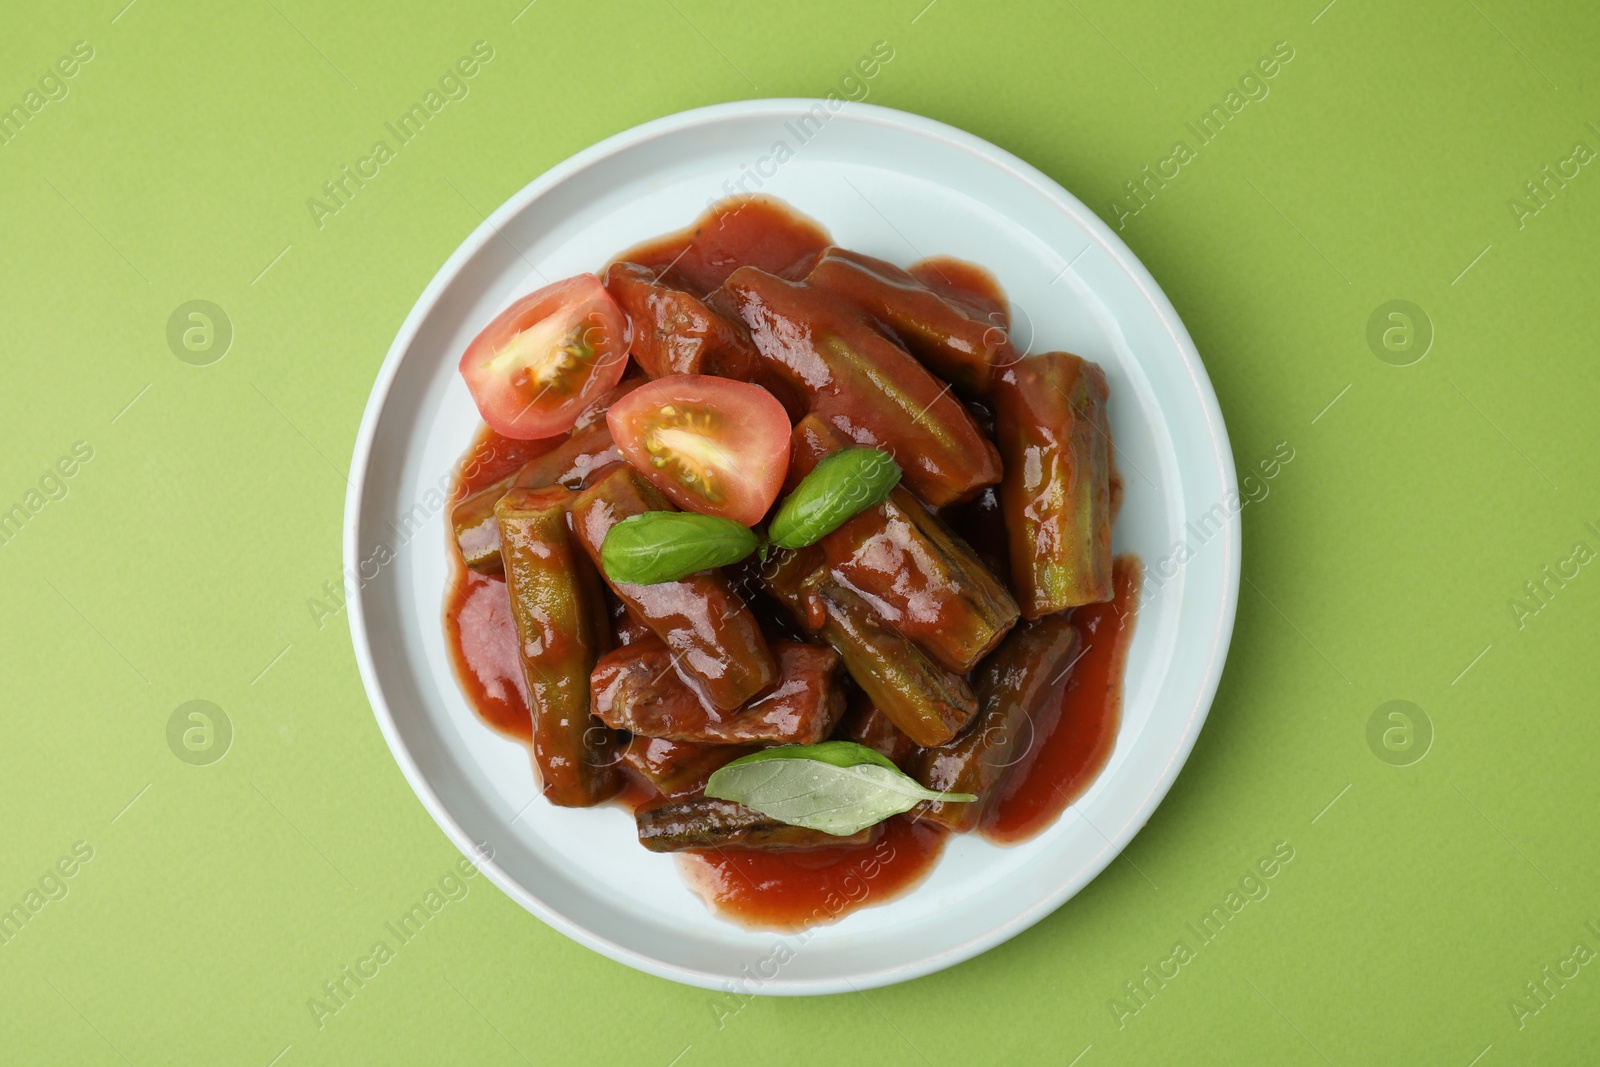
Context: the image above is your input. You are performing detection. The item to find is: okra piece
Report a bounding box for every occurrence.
[715,266,1001,506]
[805,248,1004,393]
[603,261,763,380]
[609,600,656,647]
[454,420,624,573]
[762,551,977,747]
[621,736,755,798]
[992,352,1113,615]
[824,488,1019,673]
[454,378,640,573]
[636,795,876,852]
[760,545,830,629]
[571,463,777,711]
[593,636,845,744]
[912,614,1082,832]
[789,415,1019,673]
[838,692,920,771]
[785,413,841,489]
[945,485,1011,586]
[803,574,978,746]
[493,486,620,807]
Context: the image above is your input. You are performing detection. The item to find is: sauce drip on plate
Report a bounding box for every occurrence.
[677,816,948,932]
[985,557,1141,844]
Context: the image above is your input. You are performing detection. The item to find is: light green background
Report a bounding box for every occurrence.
[2,0,1596,1063]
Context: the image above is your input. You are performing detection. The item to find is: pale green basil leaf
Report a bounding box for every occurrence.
[704,741,976,836]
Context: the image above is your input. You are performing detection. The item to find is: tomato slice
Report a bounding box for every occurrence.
[607,376,791,526]
[459,274,631,440]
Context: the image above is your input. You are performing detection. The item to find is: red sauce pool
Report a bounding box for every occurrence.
[677,816,948,933]
[609,195,831,295]
[441,423,597,743]
[985,556,1141,844]
[444,566,531,743]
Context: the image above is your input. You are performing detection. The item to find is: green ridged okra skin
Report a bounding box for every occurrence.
[912,614,1082,832]
[494,485,620,807]
[454,420,622,574]
[761,548,977,748]
[717,265,1001,507]
[787,413,1019,674]
[993,351,1113,616]
[636,795,876,853]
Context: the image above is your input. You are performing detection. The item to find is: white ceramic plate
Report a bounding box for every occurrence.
[346,100,1239,994]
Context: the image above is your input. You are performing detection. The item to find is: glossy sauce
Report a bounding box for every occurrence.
[443,196,1142,929]
[444,568,531,743]
[911,256,1009,326]
[985,556,1141,843]
[678,816,948,933]
[452,422,563,503]
[611,195,831,295]
[444,424,548,742]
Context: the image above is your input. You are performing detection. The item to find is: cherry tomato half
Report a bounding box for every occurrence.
[458,274,631,440]
[607,376,792,527]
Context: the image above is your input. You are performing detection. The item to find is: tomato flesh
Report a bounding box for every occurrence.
[459,274,630,439]
[607,376,791,526]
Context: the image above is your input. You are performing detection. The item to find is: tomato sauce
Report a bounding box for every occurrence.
[910,256,1010,325]
[444,566,532,743]
[442,419,616,743]
[984,556,1141,844]
[440,196,1143,930]
[443,562,950,929]
[450,422,563,505]
[677,816,948,932]
[610,195,831,295]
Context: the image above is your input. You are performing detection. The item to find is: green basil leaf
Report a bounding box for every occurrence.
[704,740,976,836]
[601,512,759,585]
[768,448,902,550]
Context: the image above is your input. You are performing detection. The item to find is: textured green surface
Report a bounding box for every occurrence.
[2,0,1597,1063]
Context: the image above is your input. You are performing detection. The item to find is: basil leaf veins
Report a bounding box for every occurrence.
[704,740,976,836]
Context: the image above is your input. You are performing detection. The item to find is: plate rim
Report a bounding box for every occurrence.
[345,97,1241,994]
